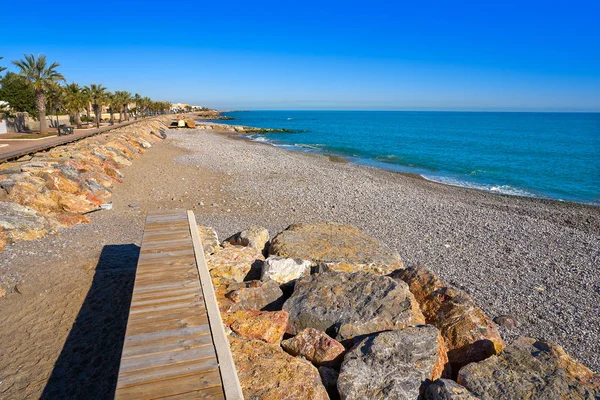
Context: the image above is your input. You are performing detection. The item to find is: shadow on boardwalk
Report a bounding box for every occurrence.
[41,244,139,399]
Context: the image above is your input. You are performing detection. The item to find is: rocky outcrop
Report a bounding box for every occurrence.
[457,337,600,399]
[222,310,288,344]
[206,243,264,282]
[197,225,220,255]
[229,337,330,400]
[337,326,449,400]
[281,328,346,367]
[261,256,312,284]
[269,222,404,274]
[391,266,504,369]
[225,226,269,253]
[423,379,479,400]
[0,117,170,252]
[283,271,425,341]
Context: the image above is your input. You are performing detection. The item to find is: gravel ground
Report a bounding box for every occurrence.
[170,129,600,373]
[0,127,598,398]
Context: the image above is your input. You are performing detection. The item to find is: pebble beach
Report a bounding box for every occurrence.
[0,123,599,398]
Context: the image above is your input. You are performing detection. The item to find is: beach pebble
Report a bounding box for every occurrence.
[493,315,520,329]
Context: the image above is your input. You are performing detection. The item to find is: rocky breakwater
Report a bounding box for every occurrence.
[200,221,600,399]
[0,117,170,253]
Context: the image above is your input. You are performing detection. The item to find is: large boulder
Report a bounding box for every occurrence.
[457,337,600,400]
[261,256,312,284]
[423,379,479,400]
[206,243,264,282]
[269,222,404,274]
[225,226,270,253]
[282,328,346,367]
[338,326,449,400]
[283,271,425,341]
[222,310,288,344]
[392,267,504,369]
[213,278,284,312]
[229,337,330,400]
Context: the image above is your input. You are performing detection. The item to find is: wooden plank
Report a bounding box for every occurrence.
[187,211,243,400]
[131,287,200,302]
[117,357,219,388]
[138,249,195,261]
[123,325,211,348]
[129,299,205,315]
[132,281,198,295]
[162,386,225,400]
[115,370,222,400]
[119,344,216,373]
[126,315,209,336]
[130,293,200,307]
[121,332,213,359]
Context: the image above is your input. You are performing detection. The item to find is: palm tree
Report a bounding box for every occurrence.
[133,93,142,119]
[12,54,65,133]
[86,83,107,128]
[81,86,92,123]
[45,82,64,130]
[113,90,130,122]
[106,91,117,124]
[120,91,132,121]
[64,83,86,128]
[0,57,6,76]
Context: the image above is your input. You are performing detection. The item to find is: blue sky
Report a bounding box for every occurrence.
[2,0,599,111]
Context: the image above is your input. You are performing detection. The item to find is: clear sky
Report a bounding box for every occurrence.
[2,0,599,111]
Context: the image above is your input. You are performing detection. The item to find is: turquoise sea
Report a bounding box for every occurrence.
[215,111,600,205]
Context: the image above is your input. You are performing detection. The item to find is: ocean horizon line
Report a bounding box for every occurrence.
[220,109,600,114]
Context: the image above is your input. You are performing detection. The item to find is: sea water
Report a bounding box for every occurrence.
[215,111,599,205]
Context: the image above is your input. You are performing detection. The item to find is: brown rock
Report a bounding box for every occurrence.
[230,337,330,400]
[197,225,220,255]
[392,266,504,369]
[206,243,264,282]
[50,191,98,214]
[282,328,346,366]
[493,315,520,329]
[457,337,600,399]
[222,310,288,344]
[269,222,404,274]
[0,287,6,298]
[423,379,479,400]
[39,171,81,194]
[225,226,270,253]
[213,278,284,313]
[8,180,61,215]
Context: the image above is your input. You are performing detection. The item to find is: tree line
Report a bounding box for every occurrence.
[0,54,173,133]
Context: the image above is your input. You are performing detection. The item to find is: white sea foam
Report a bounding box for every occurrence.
[425,176,537,198]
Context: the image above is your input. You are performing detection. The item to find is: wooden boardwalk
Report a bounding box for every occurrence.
[115,210,243,400]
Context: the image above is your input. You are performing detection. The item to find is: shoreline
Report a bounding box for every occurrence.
[0,125,598,397]
[199,119,600,215]
[200,115,600,208]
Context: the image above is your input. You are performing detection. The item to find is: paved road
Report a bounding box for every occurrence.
[0,119,158,163]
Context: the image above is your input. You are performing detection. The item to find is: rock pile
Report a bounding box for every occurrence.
[0,117,170,252]
[204,222,600,399]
